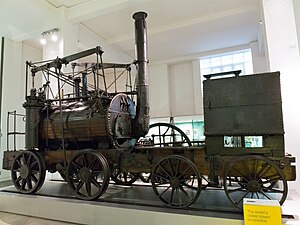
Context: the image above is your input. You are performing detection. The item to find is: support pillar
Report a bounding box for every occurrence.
[261,0,300,189]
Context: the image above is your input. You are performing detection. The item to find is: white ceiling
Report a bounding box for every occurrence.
[0,0,261,61]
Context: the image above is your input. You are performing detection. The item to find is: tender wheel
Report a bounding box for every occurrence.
[11,150,46,194]
[138,123,192,147]
[111,169,138,185]
[224,155,288,209]
[145,123,192,147]
[151,155,202,208]
[66,150,110,200]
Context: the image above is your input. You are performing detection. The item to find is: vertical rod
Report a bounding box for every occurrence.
[25,62,29,100]
[57,69,67,167]
[0,37,5,131]
[100,54,107,93]
[114,67,117,93]
[96,54,99,93]
[6,112,9,150]
[13,110,16,150]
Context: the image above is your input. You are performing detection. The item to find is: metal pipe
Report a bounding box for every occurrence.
[82,72,87,96]
[74,77,81,97]
[132,11,150,137]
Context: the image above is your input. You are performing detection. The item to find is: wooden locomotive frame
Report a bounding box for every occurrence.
[2,11,296,210]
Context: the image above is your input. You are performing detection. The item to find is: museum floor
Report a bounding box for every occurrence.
[0,178,299,225]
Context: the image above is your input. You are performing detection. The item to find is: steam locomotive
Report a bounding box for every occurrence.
[2,11,296,209]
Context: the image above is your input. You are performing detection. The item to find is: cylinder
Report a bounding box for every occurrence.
[23,89,44,149]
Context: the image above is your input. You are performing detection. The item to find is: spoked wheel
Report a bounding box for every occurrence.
[11,150,46,194]
[151,155,202,208]
[66,150,110,200]
[139,123,192,147]
[224,155,288,209]
[111,169,138,185]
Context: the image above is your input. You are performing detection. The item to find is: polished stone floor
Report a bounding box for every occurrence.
[0,178,299,225]
[0,211,79,225]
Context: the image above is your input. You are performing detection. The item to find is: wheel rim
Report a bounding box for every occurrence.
[111,169,138,185]
[66,150,110,200]
[224,155,288,209]
[11,150,46,194]
[139,123,192,147]
[151,155,202,208]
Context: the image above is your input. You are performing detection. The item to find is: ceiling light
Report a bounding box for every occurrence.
[40,28,59,45]
[40,36,46,45]
[51,33,58,41]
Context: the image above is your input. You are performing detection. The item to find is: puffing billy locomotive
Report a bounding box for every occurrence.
[2,11,296,209]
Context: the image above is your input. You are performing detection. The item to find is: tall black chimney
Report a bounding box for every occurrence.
[132,12,150,137]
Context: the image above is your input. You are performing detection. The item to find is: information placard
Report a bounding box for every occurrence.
[243,198,282,225]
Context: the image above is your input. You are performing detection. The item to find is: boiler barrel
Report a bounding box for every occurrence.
[40,106,107,147]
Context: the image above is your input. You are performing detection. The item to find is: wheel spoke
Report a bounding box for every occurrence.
[16,158,22,168]
[253,159,259,179]
[26,178,32,190]
[175,159,181,177]
[176,188,183,206]
[153,181,170,187]
[21,179,26,190]
[262,177,280,184]
[91,170,103,177]
[227,187,247,194]
[29,174,38,184]
[169,187,175,204]
[266,187,284,193]
[236,191,250,205]
[259,191,272,200]
[29,160,38,169]
[75,180,84,192]
[158,185,171,198]
[257,164,271,179]
[177,166,192,180]
[158,163,172,178]
[88,158,97,170]
[85,182,92,196]
[91,178,101,189]
[167,158,175,177]
[27,154,32,165]
[230,166,249,182]
[15,176,22,183]
[241,160,252,180]
[178,185,189,197]
[72,161,82,171]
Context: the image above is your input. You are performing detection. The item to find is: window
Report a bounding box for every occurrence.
[224,136,263,148]
[200,49,253,76]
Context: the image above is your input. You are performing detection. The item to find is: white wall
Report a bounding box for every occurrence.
[250,41,268,73]
[0,40,42,181]
[293,0,300,56]
[262,0,300,189]
[148,59,203,120]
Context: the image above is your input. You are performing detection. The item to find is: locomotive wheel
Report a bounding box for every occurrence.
[139,123,192,147]
[111,169,138,185]
[11,150,46,194]
[151,155,202,208]
[66,150,110,200]
[224,155,288,209]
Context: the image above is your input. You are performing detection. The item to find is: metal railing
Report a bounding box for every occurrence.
[7,111,25,151]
